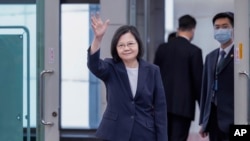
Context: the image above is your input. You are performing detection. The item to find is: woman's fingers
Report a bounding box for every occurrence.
[95,11,100,20]
[104,19,110,28]
[91,12,102,25]
[90,12,110,38]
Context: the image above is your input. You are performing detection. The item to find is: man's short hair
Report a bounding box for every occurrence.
[167,32,177,41]
[212,12,234,27]
[178,14,196,31]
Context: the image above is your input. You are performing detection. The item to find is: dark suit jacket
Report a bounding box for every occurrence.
[199,46,234,134]
[154,37,203,120]
[87,49,168,141]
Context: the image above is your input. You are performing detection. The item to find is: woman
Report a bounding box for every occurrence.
[87,13,168,141]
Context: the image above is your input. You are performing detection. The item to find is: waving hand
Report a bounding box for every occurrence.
[90,12,110,54]
[91,12,110,40]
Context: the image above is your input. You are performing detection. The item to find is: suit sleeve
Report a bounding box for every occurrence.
[154,43,165,66]
[154,67,168,141]
[190,48,203,106]
[199,56,208,125]
[87,47,110,81]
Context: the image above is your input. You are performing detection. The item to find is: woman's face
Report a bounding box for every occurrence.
[116,32,139,63]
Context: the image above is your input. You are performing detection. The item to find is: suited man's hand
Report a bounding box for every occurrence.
[199,126,208,138]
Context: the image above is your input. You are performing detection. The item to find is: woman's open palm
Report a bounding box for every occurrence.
[91,13,110,39]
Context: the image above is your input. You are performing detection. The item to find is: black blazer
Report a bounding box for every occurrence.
[87,49,168,141]
[154,37,203,120]
[199,46,234,134]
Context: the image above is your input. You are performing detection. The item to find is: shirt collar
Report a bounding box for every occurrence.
[179,35,190,41]
[220,42,234,57]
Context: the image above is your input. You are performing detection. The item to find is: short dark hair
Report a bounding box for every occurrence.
[110,25,144,62]
[167,32,177,41]
[178,14,196,30]
[212,12,234,27]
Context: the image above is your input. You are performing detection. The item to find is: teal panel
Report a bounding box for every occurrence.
[0,35,23,141]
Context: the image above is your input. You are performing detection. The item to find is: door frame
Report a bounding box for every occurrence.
[37,0,60,141]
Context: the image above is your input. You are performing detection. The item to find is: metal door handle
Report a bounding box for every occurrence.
[239,70,250,123]
[239,70,249,78]
[40,70,54,125]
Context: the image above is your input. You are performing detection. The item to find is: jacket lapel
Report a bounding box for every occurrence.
[211,50,219,76]
[116,61,134,99]
[117,59,149,99]
[134,59,148,99]
[217,46,234,74]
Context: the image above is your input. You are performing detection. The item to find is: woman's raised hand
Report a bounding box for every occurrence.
[90,12,110,54]
[91,12,110,39]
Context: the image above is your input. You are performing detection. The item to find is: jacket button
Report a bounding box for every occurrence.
[131,101,134,104]
[131,115,134,119]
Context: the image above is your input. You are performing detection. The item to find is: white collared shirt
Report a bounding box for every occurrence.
[219,42,234,59]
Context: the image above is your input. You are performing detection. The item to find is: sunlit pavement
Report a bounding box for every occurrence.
[187,133,209,141]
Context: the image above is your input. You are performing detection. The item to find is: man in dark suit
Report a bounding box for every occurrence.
[199,12,234,141]
[154,14,203,141]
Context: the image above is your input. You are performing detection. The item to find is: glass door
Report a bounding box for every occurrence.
[0,0,60,141]
[37,0,60,141]
[0,27,30,141]
[0,0,101,141]
[0,1,36,141]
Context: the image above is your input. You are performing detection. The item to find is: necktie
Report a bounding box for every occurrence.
[216,50,226,72]
[213,50,226,105]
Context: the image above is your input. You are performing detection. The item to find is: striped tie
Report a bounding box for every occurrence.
[216,50,226,72]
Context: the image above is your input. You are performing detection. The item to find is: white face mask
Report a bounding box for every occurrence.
[214,28,232,44]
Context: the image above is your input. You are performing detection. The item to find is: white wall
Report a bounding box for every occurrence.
[174,0,234,60]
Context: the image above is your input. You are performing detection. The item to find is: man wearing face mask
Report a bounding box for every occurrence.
[199,12,234,141]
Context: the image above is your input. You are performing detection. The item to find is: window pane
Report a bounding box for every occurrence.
[61,4,99,129]
[0,4,37,128]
